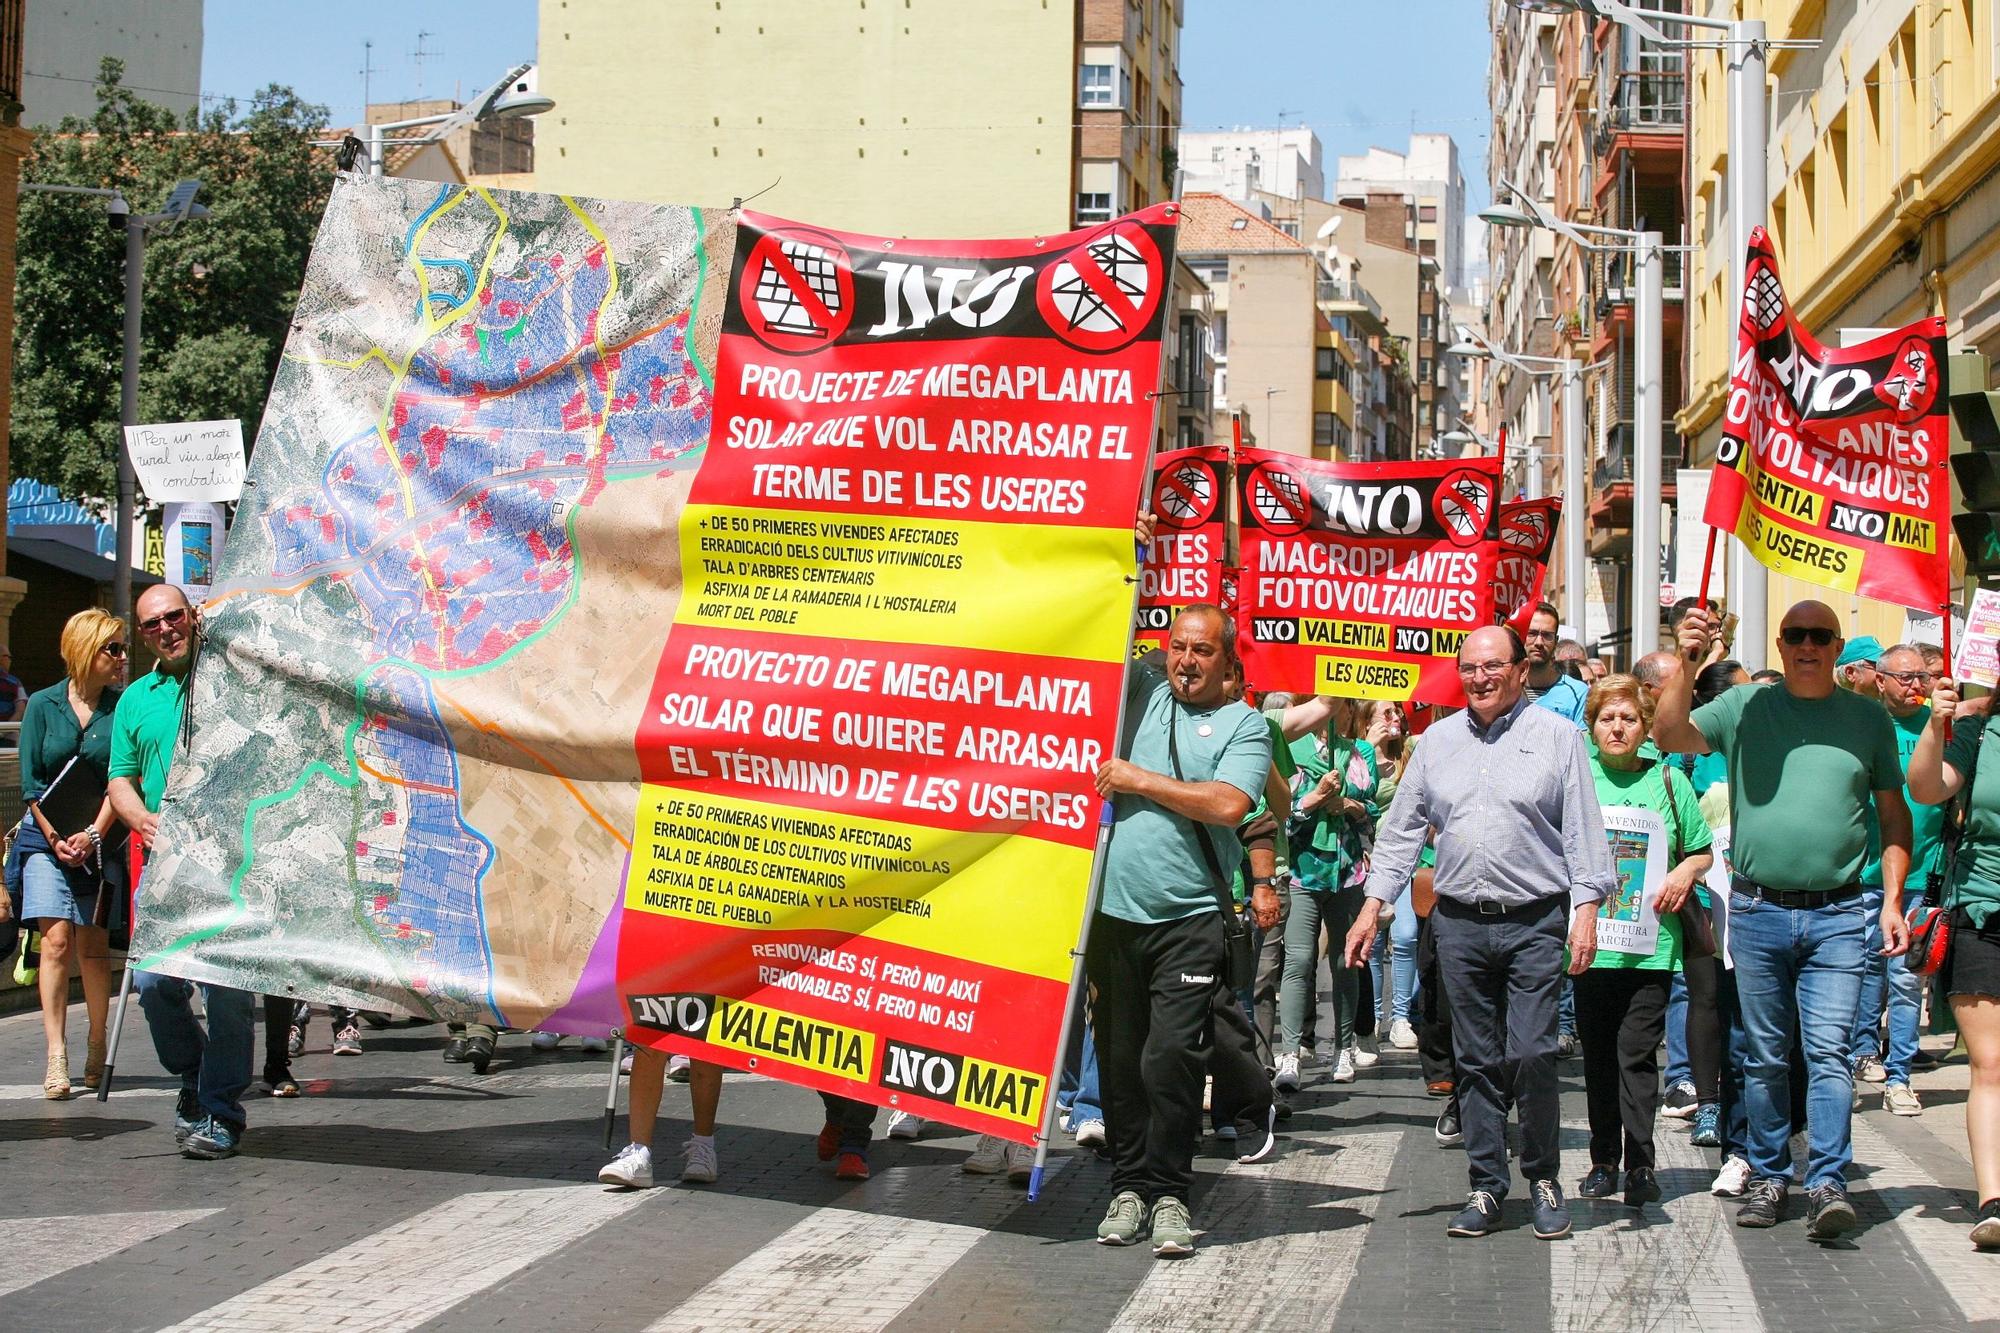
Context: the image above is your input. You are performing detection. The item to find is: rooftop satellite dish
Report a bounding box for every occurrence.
[1315,215,1342,241]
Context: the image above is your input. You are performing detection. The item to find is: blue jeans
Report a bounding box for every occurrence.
[1869,891,1926,1083]
[1058,1005,1104,1125]
[1663,971,1691,1089]
[1728,891,1867,1189]
[1370,904,1419,1026]
[1559,976,1577,1039]
[134,972,255,1130]
[1849,888,1888,1063]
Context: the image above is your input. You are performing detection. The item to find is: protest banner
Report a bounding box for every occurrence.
[616,206,1175,1143]
[1234,448,1502,703]
[128,176,1172,1146]
[123,419,247,503]
[1703,227,1950,612]
[1599,805,1666,957]
[1495,497,1561,634]
[1134,445,1228,655]
[1953,587,2000,688]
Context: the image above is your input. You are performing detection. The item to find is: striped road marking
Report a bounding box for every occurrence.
[1108,1128,1402,1332]
[1548,1122,1766,1333]
[1849,1117,2000,1323]
[158,1185,650,1333]
[648,1156,1069,1333]
[2,1209,221,1299]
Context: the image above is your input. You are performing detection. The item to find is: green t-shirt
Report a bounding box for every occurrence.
[1861,706,1946,890]
[1590,758,1712,970]
[1941,713,2000,929]
[1690,683,1901,892]
[108,668,186,813]
[1232,714,1298,900]
[1099,664,1272,925]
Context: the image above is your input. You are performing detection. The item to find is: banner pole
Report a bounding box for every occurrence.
[1942,603,1954,681]
[603,1029,624,1149]
[1697,526,1721,611]
[1028,429,1167,1202]
[95,963,135,1102]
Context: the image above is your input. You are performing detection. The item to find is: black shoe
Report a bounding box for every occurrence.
[1434,1108,1463,1148]
[1972,1198,2000,1250]
[1806,1183,1857,1240]
[1577,1164,1618,1198]
[1446,1189,1501,1237]
[441,1036,470,1063]
[1736,1178,1787,1228]
[1624,1167,1662,1208]
[1531,1179,1570,1239]
[465,1035,495,1074]
[1274,1097,1293,1122]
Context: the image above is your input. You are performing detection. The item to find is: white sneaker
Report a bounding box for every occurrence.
[530,1031,563,1051]
[1074,1117,1106,1147]
[598,1142,653,1189]
[667,1054,692,1083]
[1274,1052,1301,1092]
[1388,1018,1419,1050]
[887,1109,925,1140]
[1331,1048,1356,1084]
[1005,1141,1035,1184]
[1884,1082,1923,1116]
[618,1049,634,1075]
[1855,1055,1888,1084]
[963,1134,1008,1174]
[1711,1155,1752,1198]
[680,1135,718,1183]
[1351,1039,1380,1069]
[580,1037,609,1054]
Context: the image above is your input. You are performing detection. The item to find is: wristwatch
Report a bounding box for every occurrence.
[1249,876,1278,889]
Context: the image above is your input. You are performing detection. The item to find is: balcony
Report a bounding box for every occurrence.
[1317,273,1384,327]
[1588,421,1680,557]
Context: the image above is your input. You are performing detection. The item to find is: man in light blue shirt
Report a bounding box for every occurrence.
[1523,603,1588,727]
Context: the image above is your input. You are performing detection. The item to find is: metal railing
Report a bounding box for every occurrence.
[1316,274,1382,323]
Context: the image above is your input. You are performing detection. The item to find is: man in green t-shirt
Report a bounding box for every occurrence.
[108,585,256,1163]
[1654,601,1912,1240]
[1087,606,1273,1257]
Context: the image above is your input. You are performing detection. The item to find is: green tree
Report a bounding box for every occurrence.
[13,59,331,501]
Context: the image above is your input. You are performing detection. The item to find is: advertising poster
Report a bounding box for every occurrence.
[1134,445,1228,656]
[1953,587,2000,688]
[1704,227,1950,612]
[130,175,1173,1145]
[1234,447,1502,703]
[1599,804,1666,956]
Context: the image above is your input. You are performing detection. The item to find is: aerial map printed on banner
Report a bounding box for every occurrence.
[128,176,1172,1131]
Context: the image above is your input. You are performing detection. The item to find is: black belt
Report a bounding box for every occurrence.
[1439,894,1564,919]
[1729,874,1862,910]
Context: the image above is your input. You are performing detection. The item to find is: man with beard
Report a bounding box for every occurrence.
[1344,624,1612,1241]
[1088,604,1273,1257]
[1523,604,1587,726]
[109,585,256,1161]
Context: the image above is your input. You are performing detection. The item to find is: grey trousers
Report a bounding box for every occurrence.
[1431,895,1567,1198]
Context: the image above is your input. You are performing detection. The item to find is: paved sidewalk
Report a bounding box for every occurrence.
[0,1002,1994,1331]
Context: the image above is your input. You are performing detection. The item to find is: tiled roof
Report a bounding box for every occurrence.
[1177,192,1307,253]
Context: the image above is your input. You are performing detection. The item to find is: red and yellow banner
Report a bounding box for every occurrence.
[1234,448,1501,705]
[1705,227,1949,611]
[1135,445,1228,656]
[616,206,1176,1142]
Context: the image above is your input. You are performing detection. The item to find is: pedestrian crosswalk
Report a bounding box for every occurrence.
[5,1062,1993,1332]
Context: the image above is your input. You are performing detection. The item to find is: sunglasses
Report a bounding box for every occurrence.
[101,642,127,659]
[138,607,189,634]
[1779,626,1837,647]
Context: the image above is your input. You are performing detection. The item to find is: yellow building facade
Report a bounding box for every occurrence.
[1680,0,2000,644]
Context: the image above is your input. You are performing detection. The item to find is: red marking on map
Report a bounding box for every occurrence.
[1246,461,1310,534]
[1153,457,1218,528]
[738,227,856,354]
[1035,219,1165,353]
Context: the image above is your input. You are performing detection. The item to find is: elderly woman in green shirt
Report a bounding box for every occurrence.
[1575,673,1713,1210]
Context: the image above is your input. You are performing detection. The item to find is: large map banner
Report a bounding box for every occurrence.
[130,177,1172,1143]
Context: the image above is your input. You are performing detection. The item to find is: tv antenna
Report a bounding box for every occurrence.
[411,30,439,100]
[360,39,377,110]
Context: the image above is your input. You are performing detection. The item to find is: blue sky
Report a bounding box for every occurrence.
[203,0,1491,207]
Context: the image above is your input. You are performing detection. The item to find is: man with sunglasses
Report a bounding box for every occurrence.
[108,585,255,1161]
[1851,644,1946,1113]
[1343,624,1614,1242]
[1653,602,1912,1240]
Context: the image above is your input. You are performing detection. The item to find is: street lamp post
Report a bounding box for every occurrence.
[1512,0,1777,663]
[361,62,553,178]
[25,180,207,622]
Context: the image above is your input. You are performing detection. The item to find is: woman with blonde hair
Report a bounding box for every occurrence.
[12,609,128,1097]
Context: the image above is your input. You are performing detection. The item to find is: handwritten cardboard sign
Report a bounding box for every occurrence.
[123,419,246,502]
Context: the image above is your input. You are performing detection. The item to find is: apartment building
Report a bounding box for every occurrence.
[1336,135,1469,294]
[530,0,1180,237]
[1179,127,1324,216]
[1679,0,2000,638]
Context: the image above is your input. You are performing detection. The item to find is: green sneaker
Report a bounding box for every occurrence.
[1096,1190,1147,1246]
[1149,1196,1195,1256]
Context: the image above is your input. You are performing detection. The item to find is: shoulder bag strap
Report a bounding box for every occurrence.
[1942,716,1987,912]
[1167,704,1236,914]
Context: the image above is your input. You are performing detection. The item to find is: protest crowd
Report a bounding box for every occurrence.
[4,569,1997,1261]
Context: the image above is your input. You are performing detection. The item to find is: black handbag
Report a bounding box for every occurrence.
[1168,702,1255,991]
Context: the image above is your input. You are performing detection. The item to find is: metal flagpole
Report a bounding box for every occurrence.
[603,1030,625,1148]
[95,965,136,1102]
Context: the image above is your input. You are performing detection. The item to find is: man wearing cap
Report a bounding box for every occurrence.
[1653,602,1911,1241]
[1837,635,1883,699]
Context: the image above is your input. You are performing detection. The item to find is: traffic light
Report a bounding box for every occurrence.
[1949,352,2000,575]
